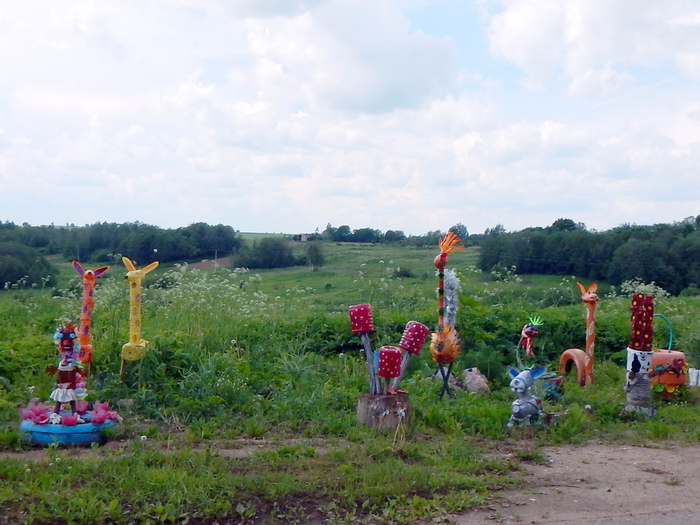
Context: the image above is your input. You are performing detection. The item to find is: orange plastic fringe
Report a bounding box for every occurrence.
[438,232,465,255]
[429,326,460,365]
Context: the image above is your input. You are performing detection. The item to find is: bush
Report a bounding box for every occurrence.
[0,242,55,289]
[233,238,298,269]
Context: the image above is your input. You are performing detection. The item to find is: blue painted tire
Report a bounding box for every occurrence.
[20,417,116,447]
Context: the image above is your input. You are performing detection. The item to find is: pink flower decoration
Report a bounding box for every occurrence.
[62,414,78,426]
[20,402,51,424]
[90,409,107,424]
[76,400,89,414]
[106,410,123,422]
[93,401,109,412]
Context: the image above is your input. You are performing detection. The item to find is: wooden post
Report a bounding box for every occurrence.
[360,332,381,395]
[390,351,410,390]
[349,304,380,395]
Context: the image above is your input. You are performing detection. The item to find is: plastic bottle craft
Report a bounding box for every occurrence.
[624,293,655,415]
[507,365,547,427]
[558,282,598,386]
[71,261,109,367]
[349,304,429,395]
[46,323,85,424]
[19,324,121,446]
[518,316,542,361]
[429,232,463,399]
[120,256,159,379]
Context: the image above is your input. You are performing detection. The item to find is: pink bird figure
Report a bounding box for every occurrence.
[518,316,543,359]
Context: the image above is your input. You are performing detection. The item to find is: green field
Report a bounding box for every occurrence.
[1,240,700,523]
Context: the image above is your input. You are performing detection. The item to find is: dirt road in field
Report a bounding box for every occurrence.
[456,443,700,525]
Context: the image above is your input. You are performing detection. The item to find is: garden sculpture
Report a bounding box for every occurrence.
[507,365,546,427]
[349,303,380,394]
[390,321,430,392]
[349,305,429,395]
[649,314,687,399]
[20,323,121,445]
[624,293,655,415]
[558,282,598,386]
[377,346,402,394]
[120,256,159,379]
[430,231,463,399]
[350,307,428,430]
[46,323,86,424]
[518,315,542,361]
[71,261,109,367]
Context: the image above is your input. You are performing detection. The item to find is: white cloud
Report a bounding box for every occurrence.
[0,0,699,236]
[243,0,456,113]
[487,0,700,96]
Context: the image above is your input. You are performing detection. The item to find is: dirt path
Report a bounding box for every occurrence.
[456,443,700,525]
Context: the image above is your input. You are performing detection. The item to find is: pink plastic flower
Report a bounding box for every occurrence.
[106,410,122,422]
[93,401,109,412]
[90,409,107,424]
[62,414,78,426]
[20,401,51,424]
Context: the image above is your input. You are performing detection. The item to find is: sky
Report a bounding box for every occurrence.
[1,0,700,236]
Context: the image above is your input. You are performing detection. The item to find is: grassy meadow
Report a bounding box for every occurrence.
[2,239,700,523]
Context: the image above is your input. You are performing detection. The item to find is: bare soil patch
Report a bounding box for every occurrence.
[456,442,700,525]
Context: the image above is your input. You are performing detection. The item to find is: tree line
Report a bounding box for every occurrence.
[479,217,700,295]
[0,221,241,264]
[0,222,242,287]
[0,221,472,288]
[316,222,469,246]
[15,215,700,296]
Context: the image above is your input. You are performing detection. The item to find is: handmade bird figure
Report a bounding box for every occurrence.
[71,261,109,367]
[429,232,464,399]
[518,316,543,360]
[120,257,159,380]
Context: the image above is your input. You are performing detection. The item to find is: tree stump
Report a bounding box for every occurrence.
[356,393,410,430]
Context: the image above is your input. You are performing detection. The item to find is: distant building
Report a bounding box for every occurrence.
[293,234,315,242]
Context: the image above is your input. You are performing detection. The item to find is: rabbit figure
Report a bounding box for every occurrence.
[507,365,546,427]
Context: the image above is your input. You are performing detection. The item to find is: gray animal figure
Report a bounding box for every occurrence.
[507,365,546,427]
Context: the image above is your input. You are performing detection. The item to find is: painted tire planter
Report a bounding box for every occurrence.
[20,416,116,447]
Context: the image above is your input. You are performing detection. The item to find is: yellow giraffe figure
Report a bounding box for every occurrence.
[120,256,159,379]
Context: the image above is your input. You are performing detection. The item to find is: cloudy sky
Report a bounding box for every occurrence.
[2,1,699,236]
